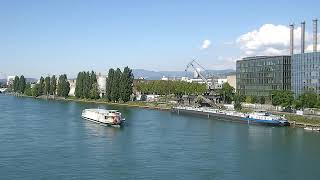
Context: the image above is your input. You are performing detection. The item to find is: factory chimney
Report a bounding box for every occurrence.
[290,24,294,56]
[301,21,305,53]
[313,19,318,52]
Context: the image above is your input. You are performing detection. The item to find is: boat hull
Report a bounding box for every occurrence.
[172,108,290,127]
[81,115,123,127]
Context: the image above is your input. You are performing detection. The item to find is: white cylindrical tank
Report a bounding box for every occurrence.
[97,75,106,96]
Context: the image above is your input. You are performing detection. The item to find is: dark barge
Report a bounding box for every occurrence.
[172,107,290,127]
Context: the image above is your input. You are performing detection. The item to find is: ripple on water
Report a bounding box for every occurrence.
[0,95,320,180]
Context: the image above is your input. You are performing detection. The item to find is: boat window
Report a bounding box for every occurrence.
[105,116,107,119]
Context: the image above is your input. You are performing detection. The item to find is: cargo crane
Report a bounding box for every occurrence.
[185,59,212,90]
[185,59,223,109]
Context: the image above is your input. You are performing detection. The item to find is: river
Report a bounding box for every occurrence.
[0,94,319,180]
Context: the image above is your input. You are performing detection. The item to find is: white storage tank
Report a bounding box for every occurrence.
[97,74,106,97]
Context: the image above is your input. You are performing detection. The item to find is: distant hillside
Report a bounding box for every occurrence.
[132,69,235,80]
[26,78,38,83]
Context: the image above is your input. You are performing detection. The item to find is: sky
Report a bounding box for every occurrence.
[0,0,319,78]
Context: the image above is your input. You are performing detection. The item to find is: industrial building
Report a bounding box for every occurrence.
[68,79,76,96]
[6,76,15,86]
[97,74,106,97]
[236,56,291,97]
[291,19,320,97]
[237,18,319,98]
[226,74,236,90]
[291,52,320,96]
[180,76,227,89]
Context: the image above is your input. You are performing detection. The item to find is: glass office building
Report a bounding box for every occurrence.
[236,56,291,97]
[291,52,320,97]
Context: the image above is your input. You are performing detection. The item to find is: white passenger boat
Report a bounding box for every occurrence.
[81,109,125,127]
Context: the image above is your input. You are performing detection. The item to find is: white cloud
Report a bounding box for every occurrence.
[213,56,239,69]
[306,43,320,52]
[236,23,319,56]
[201,39,211,49]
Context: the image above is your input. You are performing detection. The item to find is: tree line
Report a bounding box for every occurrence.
[75,71,99,99]
[135,80,207,97]
[74,67,134,102]
[210,82,320,110]
[11,67,134,102]
[13,75,26,93]
[12,74,70,98]
[228,90,320,111]
[105,67,134,102]
[271,90,320,109]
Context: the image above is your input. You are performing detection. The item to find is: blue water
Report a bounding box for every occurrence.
[0,94,320,180]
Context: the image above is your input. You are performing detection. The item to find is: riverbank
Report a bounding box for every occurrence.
[64,97,172,111]
[6,93,172,111]
[5,93,320,127]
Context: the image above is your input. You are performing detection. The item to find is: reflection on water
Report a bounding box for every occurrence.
[83,119,122,140]
[248,125,273,138]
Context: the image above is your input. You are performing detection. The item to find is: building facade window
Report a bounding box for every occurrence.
[236,56,291,97]
[292,52,320,97]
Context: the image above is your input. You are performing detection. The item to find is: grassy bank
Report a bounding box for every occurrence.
[64,96,173,110]
[285,114,320,126]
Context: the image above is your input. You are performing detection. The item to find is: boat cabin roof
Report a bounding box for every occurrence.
[84,109,119,114]
[254,110,270,116]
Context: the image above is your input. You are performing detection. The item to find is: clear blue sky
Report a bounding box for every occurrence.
[0,0,319,78]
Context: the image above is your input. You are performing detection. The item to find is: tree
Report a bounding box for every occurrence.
[18,75,26,93]
[39,76,45,95]
[64,79,70,98]
[13,76,20,92]
[44,76,51,95]
[238,94,246,102]
[75,71,99,99]
[32,84,41,97]
[251,96,258,104]
[119,66,134,102]
[50,75,57,95]
[57,74,70,98]
[233,94,242,111]
[89,71,98,99]
[90,71,97,90]
[24,84,32,96]
[75,72,83,98]
[271,90,294,108]
[111,68,121,102]
[135,80,206,97]
[83,72,90,98]
[194,83,207,95]
[219,82,234,104]
[259,96,266,104]
[90,82,100,99]
[245,96,252,103]
[294,91,318,109]
[316,99,320,109]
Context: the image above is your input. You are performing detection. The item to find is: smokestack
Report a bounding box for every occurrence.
[313,19,318,52]
[290,24,294,56]
[301,21,305,53]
